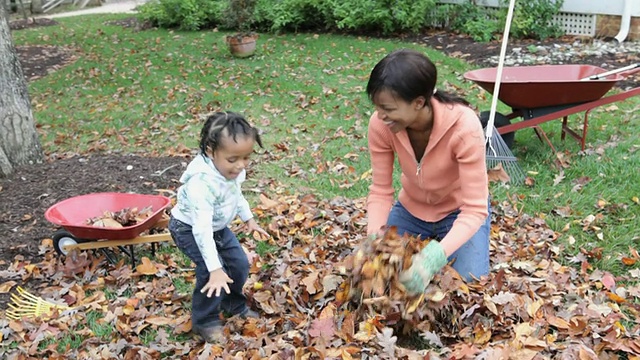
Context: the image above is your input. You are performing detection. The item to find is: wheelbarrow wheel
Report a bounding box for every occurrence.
[479,111,515,149]
[52,229,86,256]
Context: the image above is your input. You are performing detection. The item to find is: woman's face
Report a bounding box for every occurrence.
[372,90,424,133]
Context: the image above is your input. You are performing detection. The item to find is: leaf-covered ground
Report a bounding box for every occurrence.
[1,156,640,359]
[2,14,640,360]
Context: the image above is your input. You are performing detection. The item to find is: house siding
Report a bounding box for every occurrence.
[597,15,640,40]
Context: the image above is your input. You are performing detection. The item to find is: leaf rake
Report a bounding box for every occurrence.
[6,286,74,320]
[484,0,526,184]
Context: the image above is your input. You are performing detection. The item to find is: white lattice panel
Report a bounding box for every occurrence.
[553,12,596,36]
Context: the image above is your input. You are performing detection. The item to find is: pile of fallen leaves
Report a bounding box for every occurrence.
[86,206,153,228]
[339,229,433,321]
[1,193,640,359]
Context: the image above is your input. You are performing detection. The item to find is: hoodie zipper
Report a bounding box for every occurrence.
[415,157,424,189]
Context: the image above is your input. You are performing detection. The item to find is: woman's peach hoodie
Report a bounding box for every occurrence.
[367,98,489,251]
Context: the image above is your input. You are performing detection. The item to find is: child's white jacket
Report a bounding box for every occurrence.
[171,154,253,272]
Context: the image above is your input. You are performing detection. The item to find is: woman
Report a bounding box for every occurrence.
[365,49,490,294]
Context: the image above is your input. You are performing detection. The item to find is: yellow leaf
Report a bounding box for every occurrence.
[0,281,17,293]
[359,169,372,181]
[527,299,543,318]
[252,230,269,241]
[341,348,354,360]
[483,294,498,315]
[607,292,626,304]
[632,196,639,204]
[123,304,135,315]
[405,293,424,314]
[136,257,158,275]
[294,212,306,222]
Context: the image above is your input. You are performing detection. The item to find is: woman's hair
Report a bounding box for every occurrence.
[366,49,470,107]
[199,111,263,154]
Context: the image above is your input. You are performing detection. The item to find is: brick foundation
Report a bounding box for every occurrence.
[596,15,640,40]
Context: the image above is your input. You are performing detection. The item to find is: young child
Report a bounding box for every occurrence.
[168,111,269,343]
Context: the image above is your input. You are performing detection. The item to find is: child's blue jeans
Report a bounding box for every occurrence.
[168,217,249,329]
[386,201,491,281]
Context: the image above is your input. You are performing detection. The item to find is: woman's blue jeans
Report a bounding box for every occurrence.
[168,217,249,329]
[386,201,491,281]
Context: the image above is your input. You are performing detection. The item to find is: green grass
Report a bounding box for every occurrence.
[172,274,193,295]
[11,13,639,281]
[86,309,114,340]
[255,240,280,257]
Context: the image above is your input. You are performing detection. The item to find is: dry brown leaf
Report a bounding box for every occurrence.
[487,163,511,183]
[136,257,158,275]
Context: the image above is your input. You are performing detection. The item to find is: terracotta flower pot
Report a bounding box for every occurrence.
[226,33,258,58]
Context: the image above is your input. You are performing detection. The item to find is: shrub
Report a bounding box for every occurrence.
[254,0,327,32]
[325,0,437,35]
[137,0,226,31]
[442,0,564,42]
[447,2,500,42]
[506,0,564,40]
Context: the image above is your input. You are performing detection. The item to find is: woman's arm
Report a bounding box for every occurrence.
[366,113,396,235]
[439,125,489,256]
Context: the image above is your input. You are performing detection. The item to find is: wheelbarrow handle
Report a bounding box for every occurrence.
[580,63,640,81]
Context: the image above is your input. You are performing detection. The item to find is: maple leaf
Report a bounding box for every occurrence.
[420,330,443,348]
[376,327,397,356]
[321,274,343,296]
[308,318,335,341]
[301,271,319,294]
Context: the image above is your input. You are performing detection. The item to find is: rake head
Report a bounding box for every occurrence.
[486,128,525,184]
[6,287,74,320]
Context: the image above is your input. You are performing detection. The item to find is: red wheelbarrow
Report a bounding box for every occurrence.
[44,192,173,264]
[464,63,640,152]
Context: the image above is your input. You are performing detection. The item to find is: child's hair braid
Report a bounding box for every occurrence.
[199,111,263,154]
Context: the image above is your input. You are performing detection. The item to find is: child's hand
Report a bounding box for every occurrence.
[202,268,234,298]
[246,218,270,240]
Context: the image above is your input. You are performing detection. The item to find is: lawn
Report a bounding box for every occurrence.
[13,13,638,277]
[4,12,639,357]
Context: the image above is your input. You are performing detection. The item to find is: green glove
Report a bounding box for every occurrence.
[399,241,447,295]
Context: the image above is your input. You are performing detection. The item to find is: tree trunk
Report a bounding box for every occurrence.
[0,4,44,177]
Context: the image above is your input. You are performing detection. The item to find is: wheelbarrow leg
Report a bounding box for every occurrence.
[117,245,137,267]
[533,126,558,153]
[129,245,136,267]
[561,111,591,151]
[99,248,119,265]
[561,116,569,141]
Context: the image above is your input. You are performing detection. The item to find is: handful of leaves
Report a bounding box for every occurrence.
[340,227,430,318]
[86,206,153,228]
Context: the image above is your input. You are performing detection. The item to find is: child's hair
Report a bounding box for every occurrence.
[199,111,263,154]
[366,48,470,107]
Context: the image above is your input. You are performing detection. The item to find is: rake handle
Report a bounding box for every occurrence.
[486,0,517,139]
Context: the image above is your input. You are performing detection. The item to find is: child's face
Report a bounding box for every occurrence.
[208,132,256,180]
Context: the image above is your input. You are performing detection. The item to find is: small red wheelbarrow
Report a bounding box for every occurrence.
[464,63,640,152]
[44,192,173,264]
